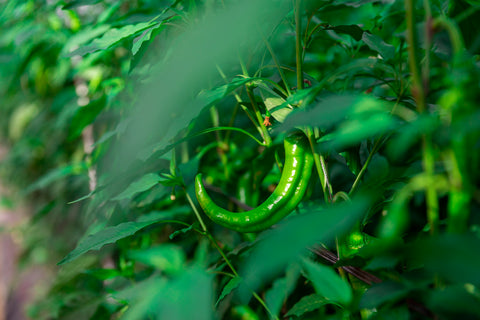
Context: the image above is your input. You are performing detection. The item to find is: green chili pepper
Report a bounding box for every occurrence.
[195,131,313,232]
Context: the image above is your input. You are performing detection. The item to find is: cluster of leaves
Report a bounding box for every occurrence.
[1,0,480,319]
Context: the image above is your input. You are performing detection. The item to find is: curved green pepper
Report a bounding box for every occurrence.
[194,131,313,232]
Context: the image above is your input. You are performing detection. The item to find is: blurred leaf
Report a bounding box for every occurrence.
[362,32,395,60]
[265,263,301,319]
[302,258,352,306]
[25,162,88,194]
[216,277,242,307]
[62,0,100,9]
[360,281,409,309]
[67,21,159,57]
[127,244,186,274]
[197,77,256,108]
[111,173,162,201]
[237,197,370,301]
[115,267,213,320]
[285,294,330,318]
[83,268,122,280]
[368,306,410,320]
[68,96,107,140]
[426,285,480,318]
[407,234,480,286]
[58,209,189,265]
[279,94,357,132]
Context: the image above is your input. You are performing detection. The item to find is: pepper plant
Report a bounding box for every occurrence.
[1,0,480,319]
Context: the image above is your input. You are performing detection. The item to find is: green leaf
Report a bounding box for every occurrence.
[127,244,186,274]
[67,21,159,57]
[285,294,330,317]
[302,258,352,306]
[111,173,162,201]
[216,277,243,307]
[58,209,188,265]
[362,32,395,61]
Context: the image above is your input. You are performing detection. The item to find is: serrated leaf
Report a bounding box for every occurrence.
[216,277,242,306]
[67,21,159,57]
[285,294,330,317]
[302,258,352,306]
[111,173,162,201]
[58,209,188,265]
[362,32,395,60]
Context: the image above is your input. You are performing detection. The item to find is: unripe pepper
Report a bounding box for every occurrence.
[195,131,313,232]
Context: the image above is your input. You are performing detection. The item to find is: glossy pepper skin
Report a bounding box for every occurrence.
[195,131,313,232]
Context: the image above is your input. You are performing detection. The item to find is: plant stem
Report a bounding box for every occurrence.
[185,190,208,232]
[306,127,332,203]
[216,65,261,137]
[348,138,383,196]
[246,86,272,146]
[405,0,438,234]
[295,0,304,90]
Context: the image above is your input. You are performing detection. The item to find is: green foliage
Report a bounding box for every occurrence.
[2,0,480,319]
